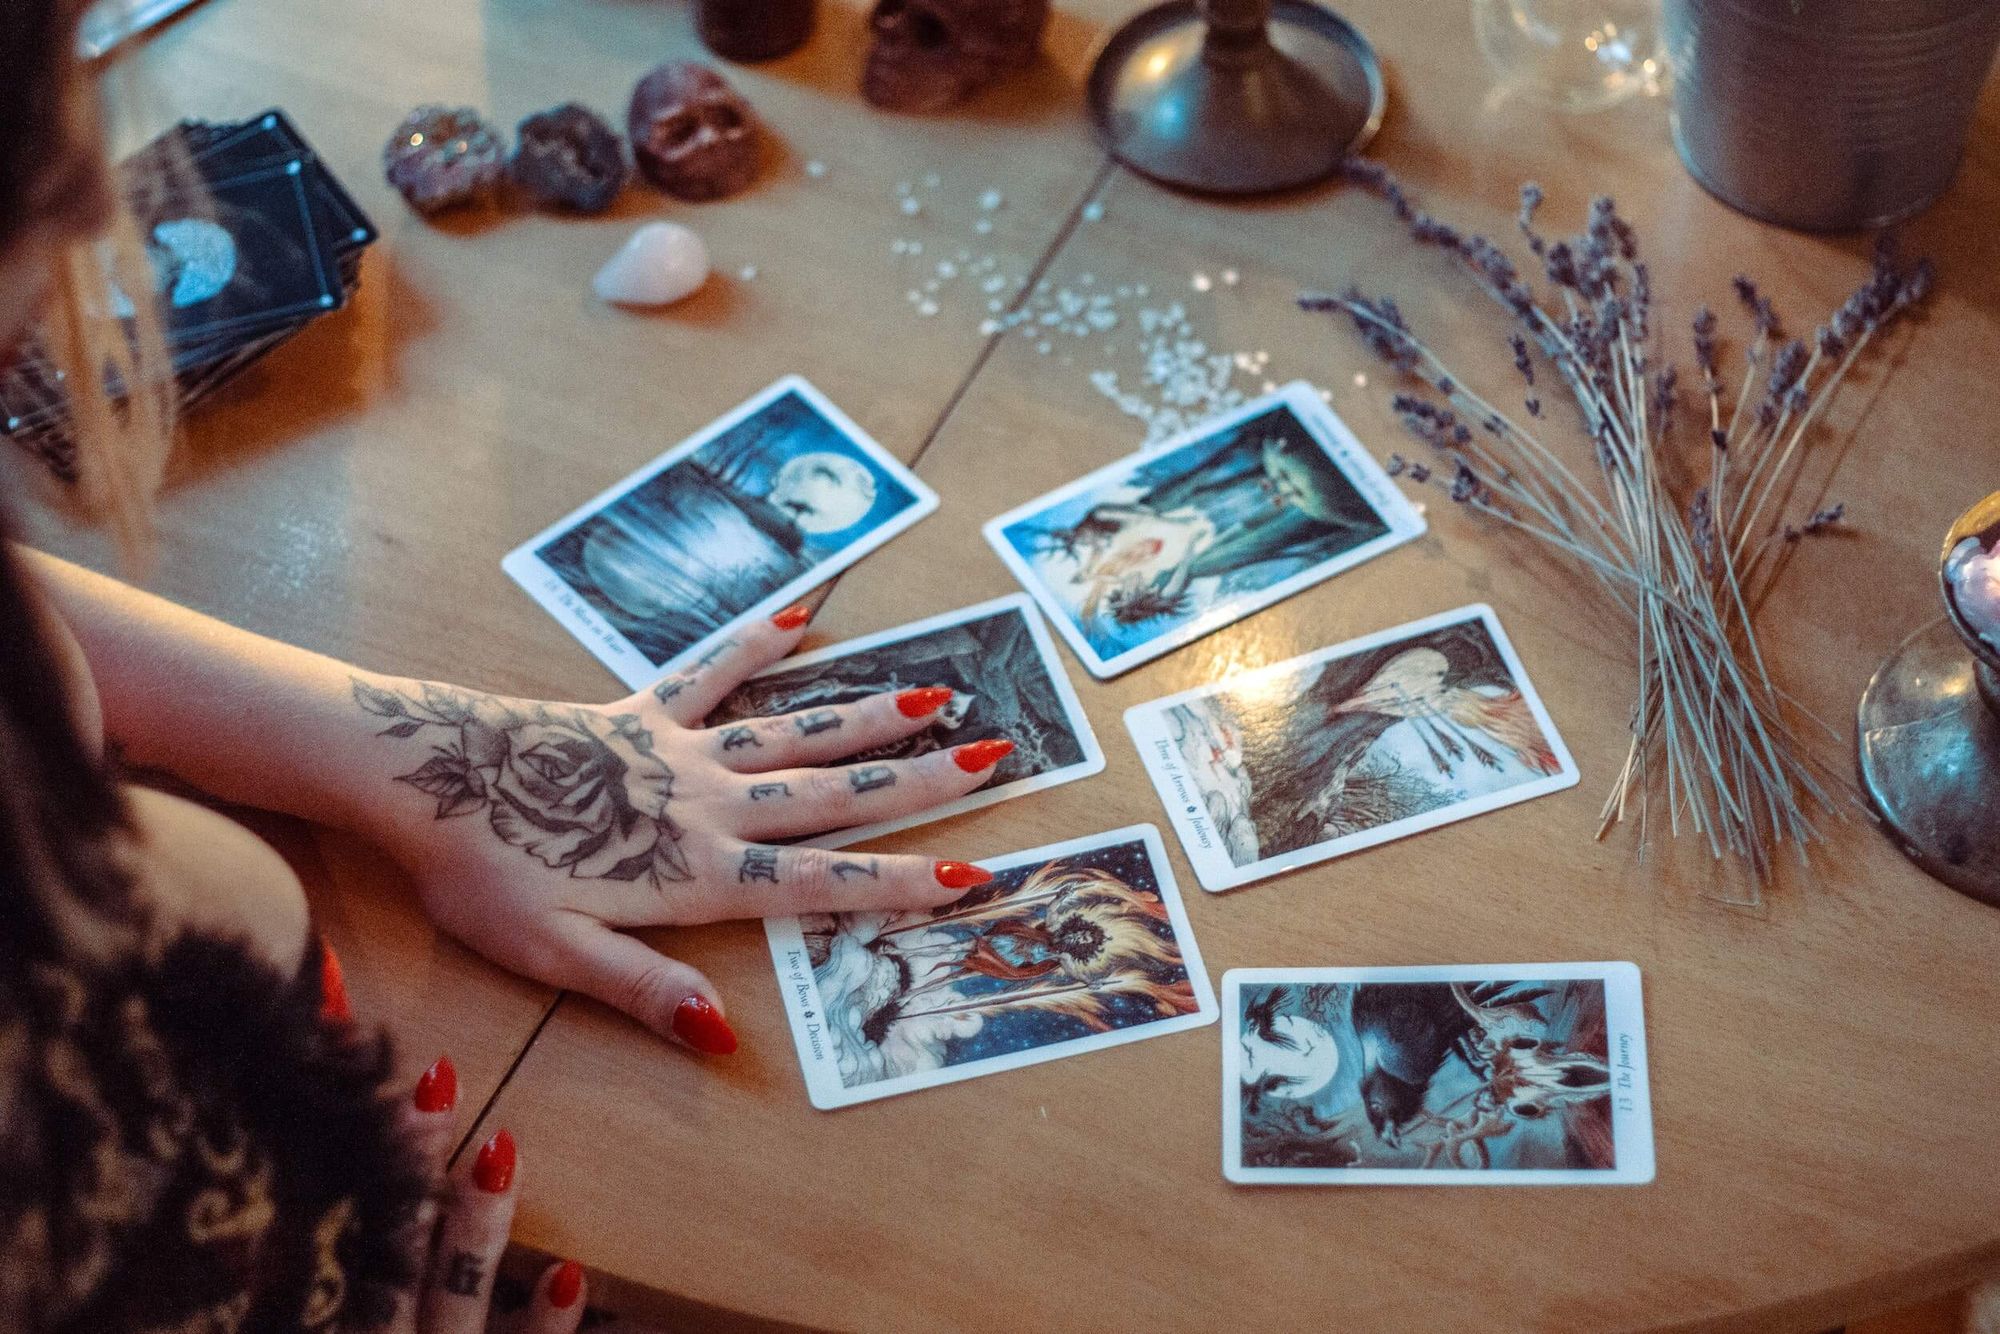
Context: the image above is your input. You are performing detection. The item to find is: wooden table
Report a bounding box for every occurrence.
[27,0,2000,1328]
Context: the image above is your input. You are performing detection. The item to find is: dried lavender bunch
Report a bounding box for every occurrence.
[1304,161,1932,888]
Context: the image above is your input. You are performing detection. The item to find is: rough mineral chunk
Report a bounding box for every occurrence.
[508,103,629,214]
[382,105,506,213]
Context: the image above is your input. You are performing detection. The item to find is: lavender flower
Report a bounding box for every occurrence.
[1509,333,1535,386]
[1518,182,1547,256]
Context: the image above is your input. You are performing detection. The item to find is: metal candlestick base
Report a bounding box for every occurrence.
[1086,0,1385,195]
[1856,491,2000,907]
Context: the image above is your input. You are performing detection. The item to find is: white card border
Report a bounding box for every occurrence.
[766,823,1218,1110]
[724,593,1106,848]
[1221,962,1654,1186]
[981,381,1426,680]
[1125,603,1580,891]
[502,375,940,689]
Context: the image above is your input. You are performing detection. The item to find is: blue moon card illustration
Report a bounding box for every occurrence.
[505,377,938,688]
[983,382,1425,679]
[1222,964,1654,1185]
[766,826,1218,1109]
[1126,604,1579,891]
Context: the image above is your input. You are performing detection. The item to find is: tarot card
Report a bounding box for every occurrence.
[505,377,938,688]
[707,593,1104,847]
[1126,604,1578,892]
[766,825,1217,1110]
[983,382,1425,679]
[124,157,343,345]
[1221,963,1654,1185]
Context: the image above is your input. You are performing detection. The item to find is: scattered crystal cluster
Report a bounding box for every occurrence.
[867,173,1303,442]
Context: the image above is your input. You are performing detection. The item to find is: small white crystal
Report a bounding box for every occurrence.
[974,218,994,235]
[917,299,940,317]
[738,264,759,281]
[923,172,941,189]
[900,196,923,216]
[1082,201,1105,222]
[1222,268,1240,286]
[593,222,709,306]
[980,189,1004,211]
[1192,272,1213,293]
[806,160,829,178]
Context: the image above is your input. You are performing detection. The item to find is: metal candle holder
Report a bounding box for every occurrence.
[1857,491,2000,906]
[1086,0,1385,195]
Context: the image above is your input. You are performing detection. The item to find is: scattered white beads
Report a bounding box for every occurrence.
[805,160,829,178]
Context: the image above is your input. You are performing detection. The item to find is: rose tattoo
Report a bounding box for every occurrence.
[355,680,693,887]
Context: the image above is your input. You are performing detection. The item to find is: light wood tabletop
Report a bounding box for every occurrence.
[23,0,2000,1329]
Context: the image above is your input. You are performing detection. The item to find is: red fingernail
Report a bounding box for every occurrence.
[934,860,994,890]
[473,1128,516,1194]
[770,603,812,631]
[319,940,352,1025]
[413,1055,457,1114]
[896,686,954,718]
[549,1259,584,1309]
[952,738,1014,772]
[672,995,738,1055]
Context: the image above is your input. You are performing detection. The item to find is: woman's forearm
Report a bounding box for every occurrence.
[21,548,425,845]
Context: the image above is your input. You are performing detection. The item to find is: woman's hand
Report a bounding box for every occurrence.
[356,607,1009,1053]
[387,1056,584,1334]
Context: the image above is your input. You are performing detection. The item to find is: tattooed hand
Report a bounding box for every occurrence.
[354,606,1010,1055]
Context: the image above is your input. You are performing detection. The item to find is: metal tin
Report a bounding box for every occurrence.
[1664,0,2000,231]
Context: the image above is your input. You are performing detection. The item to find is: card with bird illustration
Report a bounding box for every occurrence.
[708,593,1103,848]
[504,376,938,688]
[766,825,1217,1109]
[1125,603,1578,891]
[1222,963,1653,1185]
[983,381,1426,679]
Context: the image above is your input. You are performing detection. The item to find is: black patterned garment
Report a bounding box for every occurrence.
[0,928,429,1334]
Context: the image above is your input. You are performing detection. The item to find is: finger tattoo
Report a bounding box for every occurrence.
[652,675,690,704]
[795,710,842,737]
[848,766,896,794]
[691,637,737,669]
[739,847,780,883]
[748,782,792,801]
[830,858,880,881]
[443,1251,485,1298]
[718,725,761,751]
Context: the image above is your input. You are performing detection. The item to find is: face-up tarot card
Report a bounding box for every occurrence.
[504,377,939,688]
[1222,963,1654,1185]
[1125,604,1578,892]
[766,825,1217,1109]
[707,594,1103,846]
[983,382,1425,679]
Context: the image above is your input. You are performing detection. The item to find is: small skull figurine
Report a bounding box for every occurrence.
[863,0,1050,113]
[627,62,760,202]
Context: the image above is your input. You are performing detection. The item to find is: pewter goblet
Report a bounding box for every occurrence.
[1857,491,2000,905]
[1085,0,1385,194]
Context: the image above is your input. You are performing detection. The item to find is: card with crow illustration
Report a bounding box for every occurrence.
[985,382,1425,678]
[1221,964,1654,1185]
[1126,604,1579,891]
[708,594,1103,846]
[766,826,1217,1109]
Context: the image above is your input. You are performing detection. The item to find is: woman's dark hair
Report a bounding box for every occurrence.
[0,8,428,1327]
